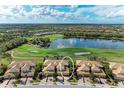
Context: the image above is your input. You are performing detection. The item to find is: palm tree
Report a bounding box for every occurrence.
[87,63,96,83]
[53,66,58,82]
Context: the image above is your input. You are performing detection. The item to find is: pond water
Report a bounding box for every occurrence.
[49,38,124,50]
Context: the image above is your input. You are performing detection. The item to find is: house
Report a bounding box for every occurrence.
[91,62,103,73]
[76,60,105,78]
[76,60,90,77]
[42,60,69,76]
[21,62,35,77]
[4,63,21,79]
[4,61,35,79]
[112,64,124,80]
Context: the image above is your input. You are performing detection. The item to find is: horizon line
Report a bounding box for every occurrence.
[0,23,124,25]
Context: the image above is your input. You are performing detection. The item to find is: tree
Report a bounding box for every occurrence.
[0,64,8,76]
[33,61,43,80]
[53,66,58,82]
[28,37,50,47]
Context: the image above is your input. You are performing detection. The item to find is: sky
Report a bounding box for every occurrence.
[0,5,124,24]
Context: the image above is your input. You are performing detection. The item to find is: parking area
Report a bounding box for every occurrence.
[63,77,70,85]
[1,76,124,88]
[46,77,54,85]
[78,76,85,85]
[26,78,33,86]
[40,78,47,85]
[56,76,64,85]
[0,79,10,88]
[77,76,119,88]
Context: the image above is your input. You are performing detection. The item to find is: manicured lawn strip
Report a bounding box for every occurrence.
[12,44,124,63]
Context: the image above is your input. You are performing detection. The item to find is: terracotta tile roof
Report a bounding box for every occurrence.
[112,64,124,76]
[4,61,35,78]
[42,59,69,72]
[76,60,103,73]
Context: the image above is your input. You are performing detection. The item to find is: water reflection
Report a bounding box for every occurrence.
[49,38,124,50]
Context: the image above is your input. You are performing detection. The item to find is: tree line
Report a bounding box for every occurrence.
[0,38,27,55]
[28,37,51,47]
[63,32,124,40]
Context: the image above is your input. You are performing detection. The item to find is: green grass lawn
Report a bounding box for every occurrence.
[0,57,11,66]
[13,44,124,63]
[44,34,63,41]
[27,34,63,42]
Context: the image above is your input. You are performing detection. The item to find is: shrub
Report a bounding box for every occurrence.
[33,61,43,79]
[87,55,107,62]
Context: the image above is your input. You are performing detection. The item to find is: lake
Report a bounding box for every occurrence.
[49,38,124,50]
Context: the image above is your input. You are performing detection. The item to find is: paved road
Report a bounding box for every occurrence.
[17,85,95,88]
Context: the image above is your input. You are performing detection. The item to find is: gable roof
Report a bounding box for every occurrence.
[43,59,69,72]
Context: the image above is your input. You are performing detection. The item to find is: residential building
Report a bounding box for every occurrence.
[4,61,35,79]
[42,60,69,76]
[112,64,124,80]
[76,60,106,78]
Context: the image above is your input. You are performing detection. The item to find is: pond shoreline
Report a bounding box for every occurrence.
[63,36,124,41]
[49,38,124,50]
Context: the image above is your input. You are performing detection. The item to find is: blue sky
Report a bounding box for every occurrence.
[0,5,124,23]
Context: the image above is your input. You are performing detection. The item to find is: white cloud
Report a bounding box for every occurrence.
[0,5,27,19]
[90,6,124,18]
[76,5,124,18]
[0,5,78,22]
[18,6,75,20]
[0,5,124,23]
